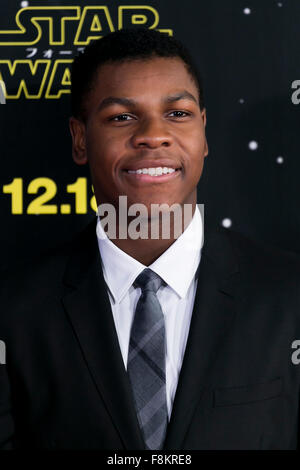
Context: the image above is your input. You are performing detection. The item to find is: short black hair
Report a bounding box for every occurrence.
[71,28,204,120]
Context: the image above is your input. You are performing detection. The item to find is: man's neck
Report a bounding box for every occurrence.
[99,203,196,266]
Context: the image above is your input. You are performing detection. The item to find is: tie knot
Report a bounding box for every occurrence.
[133,268,165,294]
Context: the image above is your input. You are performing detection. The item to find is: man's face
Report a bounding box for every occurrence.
[70,56,208,213]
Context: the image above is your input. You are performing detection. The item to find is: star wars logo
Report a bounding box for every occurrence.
[0,5,172,100]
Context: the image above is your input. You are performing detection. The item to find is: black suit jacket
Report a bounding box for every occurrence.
[1,218,300,450]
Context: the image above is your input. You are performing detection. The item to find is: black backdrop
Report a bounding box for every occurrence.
[0,0,299,272]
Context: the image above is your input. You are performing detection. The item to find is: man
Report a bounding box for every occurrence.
[1,28,300,450]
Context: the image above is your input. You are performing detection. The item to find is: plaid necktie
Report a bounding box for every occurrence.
[127,268,168,450]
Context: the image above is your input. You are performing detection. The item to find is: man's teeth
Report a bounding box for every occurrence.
[127,167,177,176]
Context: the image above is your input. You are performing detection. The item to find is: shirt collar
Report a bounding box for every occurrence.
[96,205,203,304]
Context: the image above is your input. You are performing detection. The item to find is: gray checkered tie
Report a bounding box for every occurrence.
[127,268,168,450]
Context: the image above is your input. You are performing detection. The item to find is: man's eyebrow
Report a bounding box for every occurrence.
[97,96,137,112]
[97,90,198,113]
[164,91,198,105]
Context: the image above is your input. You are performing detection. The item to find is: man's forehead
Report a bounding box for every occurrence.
[97,55,186,70]
[91,57,198,99]
[94,56,193,84]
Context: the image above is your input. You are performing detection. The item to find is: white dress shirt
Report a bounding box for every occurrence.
[96,205,203,420]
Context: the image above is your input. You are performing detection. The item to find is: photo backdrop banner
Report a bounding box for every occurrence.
[0,0,299,271]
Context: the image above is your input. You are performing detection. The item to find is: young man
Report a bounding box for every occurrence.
[1,28,300,450]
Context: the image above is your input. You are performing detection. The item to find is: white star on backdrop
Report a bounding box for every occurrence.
[222,218,232,228]
[248,141,259,151]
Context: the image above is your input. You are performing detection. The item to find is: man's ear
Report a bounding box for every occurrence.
[201,108,209,158]
[201,108,207,128]
[69,116,88,165]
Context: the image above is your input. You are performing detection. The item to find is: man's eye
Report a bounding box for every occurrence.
[168,110,190,118]
[110,114,133,122]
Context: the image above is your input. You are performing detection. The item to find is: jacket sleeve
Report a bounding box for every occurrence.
[0,364,15,449]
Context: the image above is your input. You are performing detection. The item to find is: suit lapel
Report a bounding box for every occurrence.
[164,228,240,450]
[61,219,145,450]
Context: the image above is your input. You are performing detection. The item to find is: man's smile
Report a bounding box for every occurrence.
[122,167,182,184]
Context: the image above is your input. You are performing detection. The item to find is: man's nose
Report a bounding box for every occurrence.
[131,118,172,148]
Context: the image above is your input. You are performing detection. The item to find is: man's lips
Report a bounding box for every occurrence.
[123,167,182,171]
[122,159,182,171]
[122,168,182,183]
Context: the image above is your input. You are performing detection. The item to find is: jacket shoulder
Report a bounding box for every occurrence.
[220,227,300,279]
[0,218,97,329]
